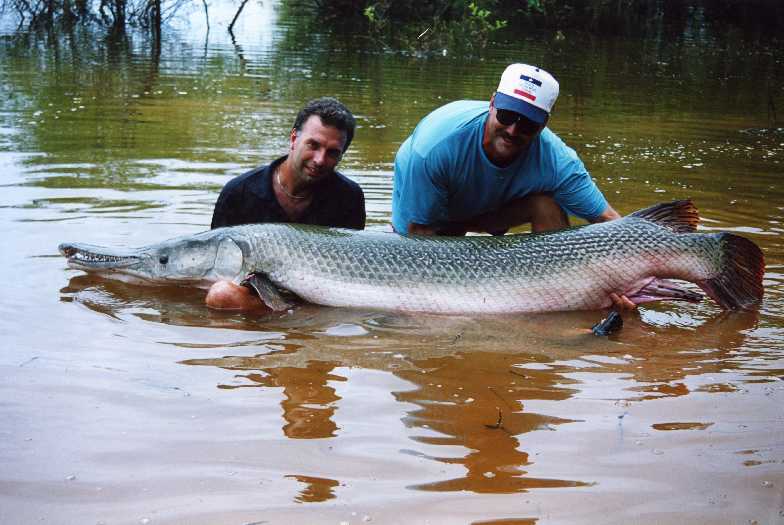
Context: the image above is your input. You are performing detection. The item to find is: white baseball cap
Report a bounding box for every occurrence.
[494,63,559,125]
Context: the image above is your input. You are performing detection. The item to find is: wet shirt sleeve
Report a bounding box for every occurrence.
[393,147,450,233]
[209,164,286,229]
[545,135,609,221]
[210,182,240,229]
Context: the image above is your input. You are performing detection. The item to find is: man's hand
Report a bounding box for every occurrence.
[206,281,269,311]
[609,292,637,311]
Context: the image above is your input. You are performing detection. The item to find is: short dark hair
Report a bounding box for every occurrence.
[292,97,356,153]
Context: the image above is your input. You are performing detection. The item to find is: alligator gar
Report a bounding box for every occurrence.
[59,200,764,313]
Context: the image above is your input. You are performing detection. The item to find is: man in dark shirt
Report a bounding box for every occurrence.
[207,97,366,310]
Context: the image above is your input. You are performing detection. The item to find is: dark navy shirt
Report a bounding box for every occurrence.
[211,156,366,230]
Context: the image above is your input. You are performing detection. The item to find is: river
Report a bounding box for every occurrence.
[1,2,783,524]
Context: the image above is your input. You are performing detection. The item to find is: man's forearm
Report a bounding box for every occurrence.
[407,222,468,236]
[407,223,440,236]
[590,204,621,223]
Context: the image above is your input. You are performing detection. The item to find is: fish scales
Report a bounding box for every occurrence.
[231,219,716,313]
[59,200,765,314]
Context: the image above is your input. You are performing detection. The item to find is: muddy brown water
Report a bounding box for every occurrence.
[1,3,783,524]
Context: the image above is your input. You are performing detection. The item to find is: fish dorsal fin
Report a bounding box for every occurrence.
[628,200,699,233]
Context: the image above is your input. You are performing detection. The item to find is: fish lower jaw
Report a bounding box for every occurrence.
[67,261,139,272]
[67,268,210,287]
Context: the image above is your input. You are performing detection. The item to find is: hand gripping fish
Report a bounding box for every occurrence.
[59,200,764,314]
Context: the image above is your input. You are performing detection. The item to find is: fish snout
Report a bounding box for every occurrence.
[59,243,78,258]
[58,242,141,269]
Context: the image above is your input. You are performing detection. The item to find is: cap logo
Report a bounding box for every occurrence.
[520,74,543,87]
[513,74,542,102]
[495,64,558,124]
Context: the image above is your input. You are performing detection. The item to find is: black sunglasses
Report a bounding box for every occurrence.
[495,109,542,134]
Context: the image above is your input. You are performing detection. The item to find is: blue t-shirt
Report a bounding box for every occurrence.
[391,100,608,234]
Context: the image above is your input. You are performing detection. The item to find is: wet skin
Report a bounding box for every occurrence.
[481,94,544,168]
[280,115,346,197]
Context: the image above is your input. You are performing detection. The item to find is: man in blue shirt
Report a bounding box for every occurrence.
[392,63,633,309]
[393,63,621,236]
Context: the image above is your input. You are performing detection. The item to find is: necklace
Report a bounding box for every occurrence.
[275,168,309,200]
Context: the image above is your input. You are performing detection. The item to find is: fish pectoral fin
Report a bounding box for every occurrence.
[240,273,294,311]
[626,278,703,304]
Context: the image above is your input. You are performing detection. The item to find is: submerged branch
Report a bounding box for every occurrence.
[485,407,503,429]
[228,0,249,36]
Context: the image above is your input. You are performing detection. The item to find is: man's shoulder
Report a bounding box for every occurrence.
[538,127,565,147]
[223,164,271,191]
[211,161,278,229]
[418,100,487,133]
[536,128,580,162]
[426,99,487,119]
[218,160,281,204]
[409,100,487,157]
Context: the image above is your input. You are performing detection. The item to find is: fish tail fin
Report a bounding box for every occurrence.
[628,200,699,233]
[697,233,764,310]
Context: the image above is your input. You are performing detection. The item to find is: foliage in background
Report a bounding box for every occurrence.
[0,0,186,34]
[293,0,508,54]
[359,0,507,53]
[292,0,784,53]
[2,0,782,53]
[506,0,784,36]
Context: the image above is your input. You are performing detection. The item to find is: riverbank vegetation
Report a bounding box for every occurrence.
[301,0,783,52]
[2,0,782,51]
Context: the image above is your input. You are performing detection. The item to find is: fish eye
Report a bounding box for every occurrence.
[159,255,169,265]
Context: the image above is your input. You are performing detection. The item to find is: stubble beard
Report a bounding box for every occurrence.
[494,131,526,161]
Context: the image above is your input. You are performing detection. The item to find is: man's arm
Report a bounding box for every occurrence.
[392,140,453,235]
[464,200,620,233]
[407,222,468,236]
[211,184,237,229]
[407,194,568,236]
[589,204,621,223]
[407,223,440,236]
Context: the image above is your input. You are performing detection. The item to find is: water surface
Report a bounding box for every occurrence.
[1,3,783,524]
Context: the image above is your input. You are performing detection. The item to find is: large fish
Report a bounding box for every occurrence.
[59,200,764,313]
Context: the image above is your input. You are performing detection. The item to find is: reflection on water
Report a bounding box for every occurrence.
[396,351,586,493]
[3,1,784,522]
[60,269,781,499]
[221,361,344,440]
[284,474,340,503]
[652,422,713,431]
[471,518,539,525]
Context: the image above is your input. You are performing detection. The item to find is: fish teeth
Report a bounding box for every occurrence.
[73,253,130,263]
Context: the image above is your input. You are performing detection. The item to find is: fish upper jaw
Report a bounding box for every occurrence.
[59,242,142,270]
[59,241,236,286]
